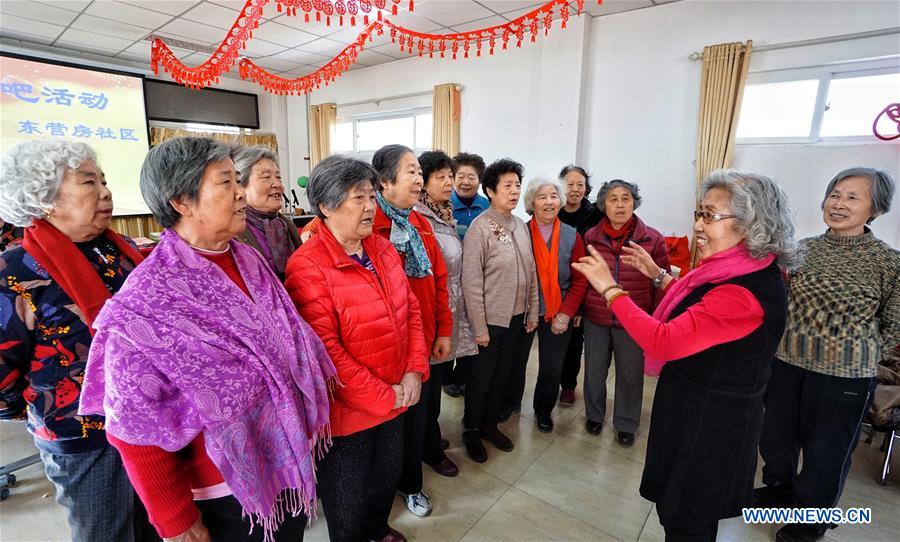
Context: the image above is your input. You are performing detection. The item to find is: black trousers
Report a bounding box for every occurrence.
[464,313,530,431]
[196,495,306,542]
[317,415,403,542]
[560,324,584,391]
[502,319,537,415]
[532,320,574,416]
[447,354,477,387]
[759,359,876,509]
[398,362,448,494]
[658,510,718,542]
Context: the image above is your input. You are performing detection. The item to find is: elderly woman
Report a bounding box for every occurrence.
[581,179,669,446]
[461,158,539,463]
[556,165,603,406]
[413,149,478,476]
[78,137,336,542]
[0,140,147,542]
[285,155,429,542]
[756,168,898,542]
[522,177,589,433]
[371,144,452,518]
[232,145,301,281]
[573,170,796,541]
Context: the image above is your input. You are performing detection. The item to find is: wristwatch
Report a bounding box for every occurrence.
[652,268,668,289]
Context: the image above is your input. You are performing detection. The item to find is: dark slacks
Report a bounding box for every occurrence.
[658,510,719,542]
[196,495,306,542]
[398,361,449,494]
[502,320,537,416]
[447,354,477,387]
[759,358,876,509]
[317,415,404,542]
[464,313,531,431]
[560,324,585,391]
[532,320,574,416]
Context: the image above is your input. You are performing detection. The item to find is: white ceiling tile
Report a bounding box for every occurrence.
[582,0,653,17]
[181,2,241,29]
[478,0,542,14]
[35,0,91,11]
[371,42,415,59]
[383,10,444,32]
[251,21,318,47]
[83,1,175,28]
[178,51,212,64]
[119,1,201,16]
[158,18,226,44]
[270,48,330,65]
[206,0,281,19]
[242,39,286,57]
[277,67,315,78]
[252,56,301,72]
[354,49,396,67]
[274,15,343,38]
[70,14,153,40]
[206,0,253,11]
[296,38,346,57]
[1,1,80,26]
[0,14,67,43]
[56,27,136,52]
[409,0,494,27]
[449,14,506,32]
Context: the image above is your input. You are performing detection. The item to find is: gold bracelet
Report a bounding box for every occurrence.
[600,283,623,296]
[606,290,630,307]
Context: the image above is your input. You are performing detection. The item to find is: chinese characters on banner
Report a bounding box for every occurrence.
[2,81,140,144]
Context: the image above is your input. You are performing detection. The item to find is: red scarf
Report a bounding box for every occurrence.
[23,219,144,334]
[600,216,636,255]
[529,218,562,321]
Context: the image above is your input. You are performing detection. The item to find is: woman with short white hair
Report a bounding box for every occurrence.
[0,140,147,542]
[520,177,589,433]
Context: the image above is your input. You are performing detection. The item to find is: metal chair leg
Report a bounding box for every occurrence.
[880,430,895,486]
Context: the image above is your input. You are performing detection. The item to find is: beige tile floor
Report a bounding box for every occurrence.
[2,343,899,541]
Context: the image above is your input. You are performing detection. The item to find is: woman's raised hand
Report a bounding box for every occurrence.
[620,241,660,279]
[572,245,617,293]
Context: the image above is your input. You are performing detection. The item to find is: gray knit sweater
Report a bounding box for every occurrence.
[778,229,900,378]
[461,207,539,336]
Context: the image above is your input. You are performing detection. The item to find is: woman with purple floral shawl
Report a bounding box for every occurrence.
[79,137,336,542]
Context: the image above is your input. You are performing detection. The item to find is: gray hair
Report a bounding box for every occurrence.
[595,179,642,211]
[820,167,895,224]
[701,170,801,270]
[141,137,234,228]
[0,140,97,227]
[233,145,278,187]
[523,177,565,215]
[372,144,413,189]
[308,154,379,219]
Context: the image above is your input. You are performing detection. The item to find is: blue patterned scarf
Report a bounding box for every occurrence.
[376,191,432,278]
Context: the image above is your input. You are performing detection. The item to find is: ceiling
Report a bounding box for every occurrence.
[0,0,681,78]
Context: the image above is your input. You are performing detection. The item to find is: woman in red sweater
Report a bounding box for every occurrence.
[371,144,453,518]
[285,155,430,542]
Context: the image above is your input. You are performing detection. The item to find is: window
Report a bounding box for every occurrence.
[736,62,900,144]
[331,109,433,155]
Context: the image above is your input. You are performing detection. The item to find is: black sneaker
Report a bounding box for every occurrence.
[775,523,828,542]
[616,431,635,446]
[585,420,603,435]
[498,406,520,422]
[463,430,487,463]
[481,425,514,452]
[536,413,554,433]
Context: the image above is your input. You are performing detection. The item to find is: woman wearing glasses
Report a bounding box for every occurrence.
[572,170,797,541]
[580,179,670,446]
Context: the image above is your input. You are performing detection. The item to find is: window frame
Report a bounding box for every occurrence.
[333,107,434,156]
[736,59,900,146]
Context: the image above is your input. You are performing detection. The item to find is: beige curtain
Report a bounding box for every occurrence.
[432,83,461,156]
[691,40,753,266]
[308,103,336,169]
[111,215,162,238]
[150,127,278,150]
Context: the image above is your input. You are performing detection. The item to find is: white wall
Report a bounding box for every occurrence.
[582,0,900,244]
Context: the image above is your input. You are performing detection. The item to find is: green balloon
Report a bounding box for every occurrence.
[297,176,309,188]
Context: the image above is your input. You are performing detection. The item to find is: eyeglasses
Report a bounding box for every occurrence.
[694,210,737,224]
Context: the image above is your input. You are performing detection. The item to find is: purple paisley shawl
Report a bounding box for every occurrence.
[79,229,336,539]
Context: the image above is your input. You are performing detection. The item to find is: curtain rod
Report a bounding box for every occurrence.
[336,85,463,108]
[688,27,900,60]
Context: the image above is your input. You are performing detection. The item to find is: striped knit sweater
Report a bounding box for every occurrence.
[778,229,900,378]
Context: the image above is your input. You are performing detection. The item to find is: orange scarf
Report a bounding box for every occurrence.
[529,218,562,321]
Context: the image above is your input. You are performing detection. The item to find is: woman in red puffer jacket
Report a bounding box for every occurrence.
[285,155,429,542]
[581,179,670,448]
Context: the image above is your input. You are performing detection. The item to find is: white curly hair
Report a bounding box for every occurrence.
[0,140,97,227]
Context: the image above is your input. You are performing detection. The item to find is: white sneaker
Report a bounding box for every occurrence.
[401,490,433,517]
